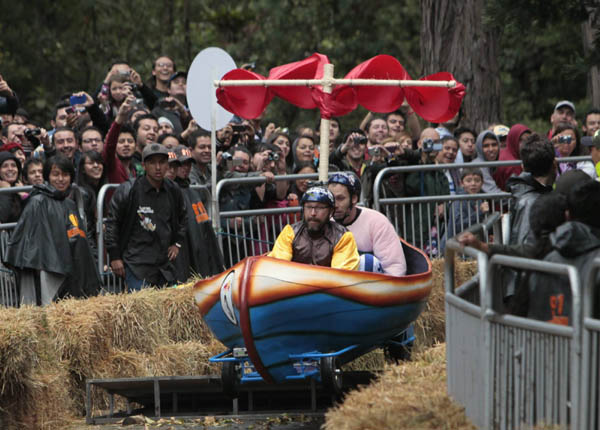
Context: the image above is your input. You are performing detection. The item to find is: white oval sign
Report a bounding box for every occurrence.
[187,47,236,131]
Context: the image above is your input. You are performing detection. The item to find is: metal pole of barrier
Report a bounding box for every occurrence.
[581,258,600,428]
[96,184,120,277]
[445,237,490,427]
[501,213,511,245]
[485,255,582,430]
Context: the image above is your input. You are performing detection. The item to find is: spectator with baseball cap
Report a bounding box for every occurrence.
[549,100,576,138]
[491,124,509,148]
[105,142,187,290]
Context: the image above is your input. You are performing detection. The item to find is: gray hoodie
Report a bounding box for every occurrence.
[473,130,502,193]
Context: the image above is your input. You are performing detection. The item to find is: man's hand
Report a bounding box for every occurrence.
[39,128,50,148]
[66,111,78,128]
[0,75,12,97]
[229,217,243,229]
[480,201,490,214]
[341,132,364,154]
[115,95,135,124]
[181,119,199,141]
[263,122,276,142]
[368,145,389,163]
[104,64,131,84]
[171,97,189,118]
[72,91,94,108]
[261,171,275,184]
[129,68,143,86]
[110,259,126,278]
[457,232,489,254]
[168,245,180,261]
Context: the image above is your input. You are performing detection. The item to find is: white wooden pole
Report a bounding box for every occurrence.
[318,64,334,183]
[214,78,457,88]
[210,69,219,232]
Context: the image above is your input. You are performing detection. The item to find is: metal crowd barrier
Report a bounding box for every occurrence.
[0,186,33,307]
[373,156,592,258]
[214,172,342,266]
[581,258,600,429]
[0,229,18,307]
[445,229,586,429]
[96,183,212,293]
[218,205,300,267]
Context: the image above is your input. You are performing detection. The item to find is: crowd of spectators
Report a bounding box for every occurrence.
[1,58,600,318]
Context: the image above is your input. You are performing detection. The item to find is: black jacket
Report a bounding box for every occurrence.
[4,183,101,297]
[506,172,553,246]
[528,221,600,324]
[173,178,224,281]
[105,176,187,284]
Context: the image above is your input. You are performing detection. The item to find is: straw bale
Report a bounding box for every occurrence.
[45,297,113,381]
[102,289,167,352]
[155,286,213,343]
[0,306,43,398]
[0,306,75,429]
[25,363,75,430]
[143,341,222,376]
[324,343,475,430]
[342,349,385,372]
[413,258,477,351]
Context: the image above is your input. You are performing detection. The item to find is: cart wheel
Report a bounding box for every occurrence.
[221,361,239,398]
[320,356,343,396]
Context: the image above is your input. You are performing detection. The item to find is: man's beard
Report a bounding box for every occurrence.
[305,217,326,235]
[117,154,132,162]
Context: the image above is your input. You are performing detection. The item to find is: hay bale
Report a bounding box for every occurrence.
[0,306,74,429]
[342,349,385,372]
[324,343,475,430]
[156,287,213,343]
[0,306,42,398]
[413,259,477,351]
[143,341,222,376]
[0,258,480,429]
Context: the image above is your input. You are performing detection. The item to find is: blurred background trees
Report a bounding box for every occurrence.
[0,0,597,133]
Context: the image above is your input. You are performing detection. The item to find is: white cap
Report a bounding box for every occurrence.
[554,100,575,114]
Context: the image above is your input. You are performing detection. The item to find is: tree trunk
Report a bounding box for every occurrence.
[420,0,502,131]
[184,0,192,64]
[582,6,600,108]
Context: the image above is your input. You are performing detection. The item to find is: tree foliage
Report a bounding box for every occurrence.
[0,0,596,133]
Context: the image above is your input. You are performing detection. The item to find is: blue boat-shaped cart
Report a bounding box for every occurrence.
[193,238,432,394]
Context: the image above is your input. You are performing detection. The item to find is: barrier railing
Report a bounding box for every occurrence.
[445,230,584,429]
[218,205,300,268]
[0,186,33,307]
[581,258,600,429]
[381,192,510,259]
[373,156,593,212]
[372,156,592,259]
[96,183,212,293]
[444,215,501,426]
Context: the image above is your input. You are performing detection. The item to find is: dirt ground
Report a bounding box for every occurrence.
[66,413,325,430]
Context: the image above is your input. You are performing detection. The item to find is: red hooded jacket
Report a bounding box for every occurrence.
[493,124,531,191]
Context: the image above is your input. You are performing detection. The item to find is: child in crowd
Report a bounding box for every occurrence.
[442,167,489,251]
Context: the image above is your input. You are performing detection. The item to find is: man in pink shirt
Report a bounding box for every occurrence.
[328,172,407,276]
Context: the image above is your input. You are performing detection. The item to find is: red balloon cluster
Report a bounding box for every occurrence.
[216,53,465,122]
